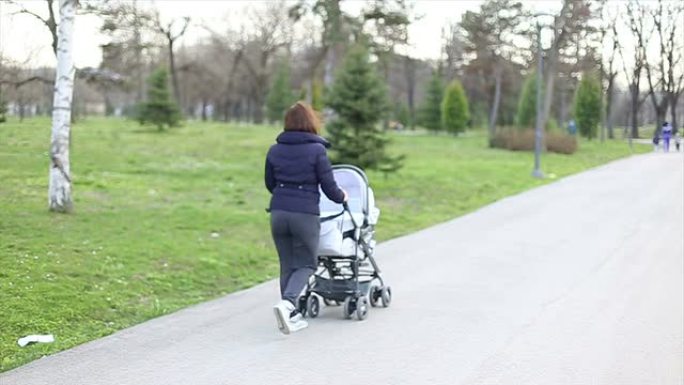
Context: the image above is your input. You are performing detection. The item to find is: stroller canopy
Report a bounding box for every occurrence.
[320,166,369,217]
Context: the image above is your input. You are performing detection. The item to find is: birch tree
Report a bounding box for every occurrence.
[48,0,77,213]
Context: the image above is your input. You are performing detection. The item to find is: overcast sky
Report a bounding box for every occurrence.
[0,0,567,68]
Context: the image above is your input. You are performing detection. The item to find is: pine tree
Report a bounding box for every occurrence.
[573,73,602,140]
[325,44,402,172]
[441,80,470,134]
[0,94,7,123]
[266,62,296,123]
[516,74,538,129]
[419,70,444,132]
[138,68,181,130]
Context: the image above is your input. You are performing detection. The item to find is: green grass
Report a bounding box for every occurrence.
[0,117,648,371]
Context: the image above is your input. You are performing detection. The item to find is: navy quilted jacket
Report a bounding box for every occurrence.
[265,131,345,215]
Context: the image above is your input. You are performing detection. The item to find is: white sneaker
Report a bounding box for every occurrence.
[288,317,308,333]
[273,300,309,334]
[273,300,295,334]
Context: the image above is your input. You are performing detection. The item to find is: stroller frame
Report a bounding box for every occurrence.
[298,165,392,321]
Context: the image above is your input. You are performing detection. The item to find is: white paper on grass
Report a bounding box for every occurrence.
[17,334,55,347]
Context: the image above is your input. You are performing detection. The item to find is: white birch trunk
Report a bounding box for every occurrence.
[48,0,77,213]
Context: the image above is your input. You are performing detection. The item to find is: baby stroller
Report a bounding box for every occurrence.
[298,165,392,320]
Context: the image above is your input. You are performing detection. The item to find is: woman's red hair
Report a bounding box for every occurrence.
[284,102,321,135]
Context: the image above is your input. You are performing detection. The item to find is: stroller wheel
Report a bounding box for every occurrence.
[342,297,354,320]
[356,296,369,321]
[381,286,392,308]
[369,285,381,307]
[306,295,320,318]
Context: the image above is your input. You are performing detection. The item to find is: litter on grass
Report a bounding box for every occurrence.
[17,334,54,347]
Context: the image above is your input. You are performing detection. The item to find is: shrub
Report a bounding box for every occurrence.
[491,129,577,154]
[546,117,560,132]
[418,70,444,132]
[441,79,470,135]
[325,44,403,172]
[137,68,181,130]
[546,132,578,154]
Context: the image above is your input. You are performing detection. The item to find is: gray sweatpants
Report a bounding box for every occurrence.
[270,210,320,305]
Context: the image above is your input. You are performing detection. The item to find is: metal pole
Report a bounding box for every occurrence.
[533,23,544,179]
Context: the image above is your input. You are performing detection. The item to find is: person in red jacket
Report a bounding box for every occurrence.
[265,102,347,334]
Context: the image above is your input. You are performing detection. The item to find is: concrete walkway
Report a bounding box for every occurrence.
[3,152,682,385]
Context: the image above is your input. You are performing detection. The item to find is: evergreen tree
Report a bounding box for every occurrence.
[0,95,7,123]
[441,80,470,134]
[266,62,296,123]
[325,44,402,172]
[573,73,602,140]
[515,74,538,129]
[138,68,181,130]
[419,70,444,131]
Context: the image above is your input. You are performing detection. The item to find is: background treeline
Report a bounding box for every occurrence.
[1,0,682,140]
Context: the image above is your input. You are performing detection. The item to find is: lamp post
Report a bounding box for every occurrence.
[532,22,544,179]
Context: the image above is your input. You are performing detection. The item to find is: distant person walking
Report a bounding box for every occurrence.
[264,102,347,335]
[653,131,660,152]
[661,122,673,152]
[567,119,577,136]
[675,132,681,152]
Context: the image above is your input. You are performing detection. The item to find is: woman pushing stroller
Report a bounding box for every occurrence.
[264,102,347,335]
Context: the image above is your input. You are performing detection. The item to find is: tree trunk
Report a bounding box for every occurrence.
[381,55,390,130]
[606,77,615,139]
[168,39,181,107]
[201,99,207,121]
[46,0,58,56]
[133,0,144,104]
[488,65,502,140]
[253,94,264,124]
[630,86,639,139]
[404,56,416,129]
[671,97,679,135]
[653,99,669,135]
[48,0,77,213]
[324,46,336,89]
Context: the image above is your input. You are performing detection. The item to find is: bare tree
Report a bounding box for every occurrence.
[538,0,594,130]
[10,0,58,56]
[239,2,293,123]
[651,0,684,133]
[632,0,684,134]
[96,0,156,106]
[602,11,619,139]
[619,2,649,139]
[460,0,526,138]
[154,13,190,106]
[203,26,247,121]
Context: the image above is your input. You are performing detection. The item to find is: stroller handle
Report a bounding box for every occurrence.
[342,201,359,230]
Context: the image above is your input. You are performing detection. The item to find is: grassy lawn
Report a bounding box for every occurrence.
[0,117,648,371]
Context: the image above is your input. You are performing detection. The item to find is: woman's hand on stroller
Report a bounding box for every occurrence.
[342,189,349,202]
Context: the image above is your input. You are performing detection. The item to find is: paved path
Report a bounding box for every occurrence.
[2,153,682,385]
